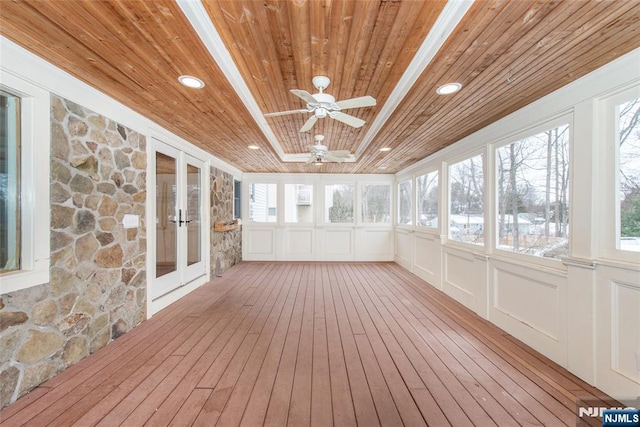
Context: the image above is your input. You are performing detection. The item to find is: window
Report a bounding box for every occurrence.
[0,75,50,293]
[617,97,640,252]
[284,184,313,223]
[496,124,570,258]
[416,171,438,228]
[449,154,484,245]
[325,184,354,223]
[361,184,391,223]
[1,90,20,272]
[249,183,277,222]
[233,179,241,219]
[398,180,412,225]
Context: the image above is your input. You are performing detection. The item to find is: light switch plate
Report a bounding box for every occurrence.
[123,214,139,229]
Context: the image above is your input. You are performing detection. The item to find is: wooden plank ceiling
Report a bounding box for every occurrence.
[1,0,639,174]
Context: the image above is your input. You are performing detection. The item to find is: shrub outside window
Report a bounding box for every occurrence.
[398,180,412,225]
[496,124,570,259]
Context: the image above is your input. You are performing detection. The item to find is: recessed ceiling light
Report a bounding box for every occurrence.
[178,75,205,89]
[247,145,260,150]
[314,162,323,166]
[378,166,388,170]
[379,147,392,152]
[436,82,462,95]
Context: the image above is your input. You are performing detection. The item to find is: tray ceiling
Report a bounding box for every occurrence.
[1,0,639,173]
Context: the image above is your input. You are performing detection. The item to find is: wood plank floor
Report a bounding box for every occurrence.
[0,262,618,426]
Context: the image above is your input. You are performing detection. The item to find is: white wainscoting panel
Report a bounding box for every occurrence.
[612,281,640,383]
[442,247,479,311]
[355,228,393,261]
[595,266,640,398]
[412,231,441,288]
[283,228,315,261]
[323,228,355,261]
[395,229,413,270]
[244,227,276,260]
[489,259,567,365]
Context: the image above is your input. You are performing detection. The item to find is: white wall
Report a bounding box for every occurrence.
[243,174,395,262]
[394,48,640,400]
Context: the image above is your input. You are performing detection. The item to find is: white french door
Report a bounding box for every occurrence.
[152,139,206,299]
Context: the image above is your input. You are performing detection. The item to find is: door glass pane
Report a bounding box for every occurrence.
[0,90,20,272]
[186,163,201,265]
[156,152,177,277]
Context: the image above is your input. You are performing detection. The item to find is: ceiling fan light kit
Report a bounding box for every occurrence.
[265,75,377,133]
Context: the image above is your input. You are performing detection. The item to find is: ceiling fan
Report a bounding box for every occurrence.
[264,75,376,133]
[306,135,351,163]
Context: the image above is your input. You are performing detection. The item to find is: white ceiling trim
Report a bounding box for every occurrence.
[177,0,473,166]
[353,0,475,159]
[176,0,287,160]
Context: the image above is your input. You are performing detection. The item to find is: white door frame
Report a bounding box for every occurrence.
[148,137,210,315]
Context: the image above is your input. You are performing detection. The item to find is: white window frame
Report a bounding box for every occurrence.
[490,115,572,268]
[600,84,640,265]
[0,71,50,293]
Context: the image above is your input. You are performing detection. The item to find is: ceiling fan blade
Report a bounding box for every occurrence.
[335,95,376,110]
[300,115,318,132]
[324,154,346,163]
[264,109,308,117]
[305,155,317,163]
[329,111,366,128]
[290,89,318,105]
[328,150,351,158]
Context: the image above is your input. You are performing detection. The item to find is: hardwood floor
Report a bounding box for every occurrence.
[0,262,617,426]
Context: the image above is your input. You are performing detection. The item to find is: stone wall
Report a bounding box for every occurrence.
[0,96,147,408]
[210,167,241,275]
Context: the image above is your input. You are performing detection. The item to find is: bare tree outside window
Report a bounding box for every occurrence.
[618,98,640,252]
[496,124,570,258]
[398,180,412,225]
[362,184,391,223]
[449,155,484,245]
[416,171,438,227]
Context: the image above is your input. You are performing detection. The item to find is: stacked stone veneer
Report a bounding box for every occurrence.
[0,96,147,408]
[210,167,241,275]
